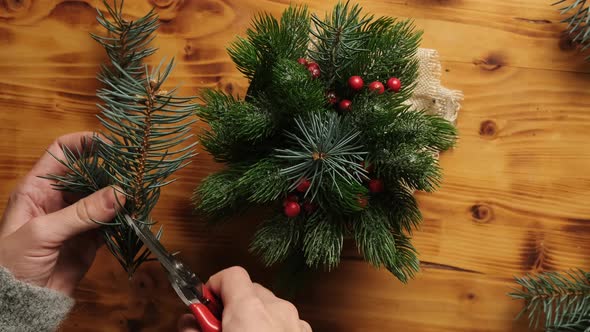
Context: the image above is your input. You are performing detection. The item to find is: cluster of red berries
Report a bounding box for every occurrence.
[297,58,321,79]
[283,166,385,217]
[283,178,318,218]
[338,75,402,112]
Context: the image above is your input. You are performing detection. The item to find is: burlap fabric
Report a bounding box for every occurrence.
[409,48,462,124]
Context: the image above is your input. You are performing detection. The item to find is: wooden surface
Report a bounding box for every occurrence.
[1,0,589,331]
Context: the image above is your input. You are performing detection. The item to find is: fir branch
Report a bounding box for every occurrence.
[194,168,245,218]
[309,1,371,86]
[302,212,344,270]
[45,0,196,275]
[197,90,274,162]
[267,58,327,117]
[237,158,290,203]
[227,5,310,96]
[250,215,303,266]
[353,207,419,283]
[275,112,368,199]
[555,0,590,56]
[510,270,590,330]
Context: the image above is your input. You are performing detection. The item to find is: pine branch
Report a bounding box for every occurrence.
[196,90,274,162]
[302,212,345,270]
[227,5,311,96]
[275,112,368,200]
[309,1,371,86]
[250,215,303,266]
[554,0,590,57]
[510,270,590,330]
[45,0,196,275]
[353,207,419,283]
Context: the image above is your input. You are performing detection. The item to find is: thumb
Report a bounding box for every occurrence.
[37,186,126,244]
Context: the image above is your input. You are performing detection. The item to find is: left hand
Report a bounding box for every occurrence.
[0,132,125,295]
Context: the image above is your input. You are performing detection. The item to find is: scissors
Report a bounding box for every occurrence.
[124,215,223,332]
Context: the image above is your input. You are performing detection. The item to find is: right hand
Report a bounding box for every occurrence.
[178,266,312,332]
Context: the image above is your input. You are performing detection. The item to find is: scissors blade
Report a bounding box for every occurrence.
[124,214,177,276]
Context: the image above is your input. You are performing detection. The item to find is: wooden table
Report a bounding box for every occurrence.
[1,0,589,331]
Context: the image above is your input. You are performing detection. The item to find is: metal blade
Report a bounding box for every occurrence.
[123,214,204,297]
[124,214,177,276]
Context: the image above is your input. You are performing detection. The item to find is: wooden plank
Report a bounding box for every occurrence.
[1,0,589,331]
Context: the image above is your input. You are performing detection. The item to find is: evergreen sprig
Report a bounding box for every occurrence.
[510,270,590,331]
[194,1,457,283]
[275,112,367,200]
[44,0,196,275]
[554,0,590,59]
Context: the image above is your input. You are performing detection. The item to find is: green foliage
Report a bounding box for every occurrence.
[250,215,303,266]
[228,6,311,96]
[238,159,289,203]
[194,169,244,217]
[275,112,367,199]
[194,1,457,283]
[555,0,590,58]
[510,270,590,331]
[302,213,345,270]
[353,207,419,282]
[197,90,274,162]
[44,0,196,275]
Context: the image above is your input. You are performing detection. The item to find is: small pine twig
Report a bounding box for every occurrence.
[510,269,590,330]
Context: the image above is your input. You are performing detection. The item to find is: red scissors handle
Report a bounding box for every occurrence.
[189,285,223,332]
[189,303,221,332]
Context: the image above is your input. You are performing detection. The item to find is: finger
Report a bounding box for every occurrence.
[32,186,125,245]
[300,320,312,332]
[253,282,277,303]
[29,131,96,178]
[177,314,201,332]
[206,266,256,306]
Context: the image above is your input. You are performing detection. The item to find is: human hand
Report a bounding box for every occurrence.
[177,267,312,332]
[0,132,125,296]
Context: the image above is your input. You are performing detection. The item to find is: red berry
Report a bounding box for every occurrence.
[357,194,368,208]
[296,179,311,193]
[284,201,301,218]
[338,99,352,112]
[283,194,299,206]
[326,91,338,105]
[302,201,318,214]
[368,179,384,193]
[348,75,364,91]
[297,58,308,65]
[386,77,401,92]
[309,67,321,79]
[368,81,385,94]
[306,62,320,71]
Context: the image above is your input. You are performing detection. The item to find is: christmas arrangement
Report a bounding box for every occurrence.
[44,0,196,276]
[194,2,457,282]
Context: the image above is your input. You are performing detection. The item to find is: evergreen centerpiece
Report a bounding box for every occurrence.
[194,2,457,282]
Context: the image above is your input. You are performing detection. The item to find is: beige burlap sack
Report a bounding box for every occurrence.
[408,48,462,124]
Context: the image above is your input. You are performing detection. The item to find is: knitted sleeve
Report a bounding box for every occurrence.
[0,267,74,332]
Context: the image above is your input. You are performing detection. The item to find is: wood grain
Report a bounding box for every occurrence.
[1,0,589,331]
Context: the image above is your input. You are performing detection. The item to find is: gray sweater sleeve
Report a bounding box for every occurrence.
[0,267,74,332]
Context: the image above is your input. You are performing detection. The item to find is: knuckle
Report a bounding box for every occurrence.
[278,300,299,317]
[225,266,249,279]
